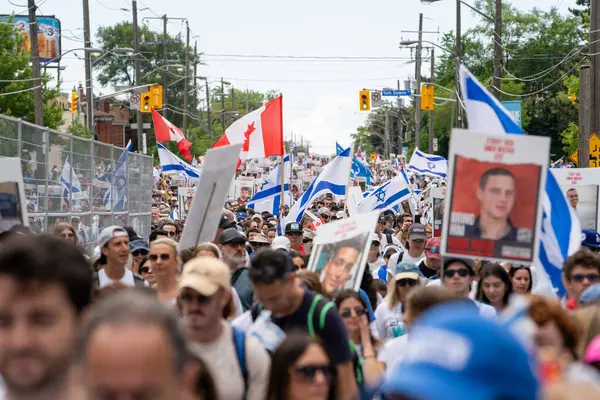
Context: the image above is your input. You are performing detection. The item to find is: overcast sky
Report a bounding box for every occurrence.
[4,0,576,153]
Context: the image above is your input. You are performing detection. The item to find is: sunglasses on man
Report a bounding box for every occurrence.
[570,273,600,283]
[444,268,470,278]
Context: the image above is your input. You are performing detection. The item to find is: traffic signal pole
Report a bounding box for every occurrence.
[429,48,435,153]
[132,0,143,153]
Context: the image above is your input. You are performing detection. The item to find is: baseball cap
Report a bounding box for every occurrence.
[425,238,441,260]
[250,233,269,244]
[581,229,600,249]
[179,257,231,296]
[285,222,303,235]
[371,233,381,244]
[252,214,263,222]
[318,207,331,217]
[219,215,236,230]
[393,263,419,281]
[379,302,538,400]
[272,236,291,252]
[408,223,427,240]
[579,283,600,306]
[218,228,247,245]
[443,257,475,275]
[236,212,247,221]
[97,226,128,248]
[130,239,149,254]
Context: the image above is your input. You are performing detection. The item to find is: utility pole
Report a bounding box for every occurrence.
[231,86,236,113]
[162,14,168,117]
[82,0,93,134]
[28,0,43,127]
[455,0,463,128]
[492,0,502,99]
[132,0,143,153]
[221,77,226,129]
[429,48,435,153]
[591,0,600,133]
[414,13,423,149]
[384,111,390,157]
[579,65,591,168]
[397,79,403,157]
[205,82,211,133]
[245,88,249,113]
[193,40,198,125]
[182,21,190,135]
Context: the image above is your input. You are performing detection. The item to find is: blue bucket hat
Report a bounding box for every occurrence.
[379,302,538,400]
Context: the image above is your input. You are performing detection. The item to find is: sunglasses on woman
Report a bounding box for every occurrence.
[294,364,334,382]
[149,253,171,262]
[132,250,148,257]
[340,307,367,319]
[139,266,151,274]
[397,279,417,287]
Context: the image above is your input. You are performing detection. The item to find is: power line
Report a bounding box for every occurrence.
[0,85,42,96]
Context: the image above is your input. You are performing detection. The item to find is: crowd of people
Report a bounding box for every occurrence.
[0,167,598,400]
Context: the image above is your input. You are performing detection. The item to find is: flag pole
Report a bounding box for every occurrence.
[279,94,286,218]
[343,144,354,215]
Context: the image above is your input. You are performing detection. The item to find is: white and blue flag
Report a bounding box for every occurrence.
[460,64,581,297]
[407,149,448,178]
[247,155,292,215]
[60,156,83,202]
[287,147,352,223]
[103,140,133,211]
[336,142,371,184]
[356,172,411,214]
[157,143,201,180]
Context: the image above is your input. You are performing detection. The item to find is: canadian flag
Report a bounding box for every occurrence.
[212,96,284,165]
[152,110,193,161]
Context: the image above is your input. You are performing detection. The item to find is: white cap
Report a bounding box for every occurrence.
[271,236,291,252]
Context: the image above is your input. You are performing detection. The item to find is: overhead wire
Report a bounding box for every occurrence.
[0,86,42,96]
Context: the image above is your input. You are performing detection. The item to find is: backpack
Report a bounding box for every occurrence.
[232,326,249,399]
[250,294,335,337]
[92,270,146,289]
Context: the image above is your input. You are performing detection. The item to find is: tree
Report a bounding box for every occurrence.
[0,16,63,129]
[67,120,93,139]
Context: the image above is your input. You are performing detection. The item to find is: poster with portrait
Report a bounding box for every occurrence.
[550,168,600,231]
[441,130,549,263]
[0,158,28,232]
[307,211,379,294]
[430,187,446,238]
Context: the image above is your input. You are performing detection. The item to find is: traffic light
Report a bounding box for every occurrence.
[150,85,163,109]
[568,94,576,104]
[70,90,78,114]
[141,92,151,113]
[359,89,371,111]
[421,85,434,111]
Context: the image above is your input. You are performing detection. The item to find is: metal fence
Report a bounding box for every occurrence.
[0,114,153,254]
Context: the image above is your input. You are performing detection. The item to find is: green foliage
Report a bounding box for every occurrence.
[0,15,63,129]
[67,120,93,139]
[560,122,578,155]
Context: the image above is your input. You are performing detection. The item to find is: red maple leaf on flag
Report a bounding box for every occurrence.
[241,122,256,152]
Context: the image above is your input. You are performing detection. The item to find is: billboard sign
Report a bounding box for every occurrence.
[0,15,61,63]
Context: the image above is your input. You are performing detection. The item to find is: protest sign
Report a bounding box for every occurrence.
[441,130,549,263]
[179,144,242,249]
[430,186,445,238]
[307,211,378,294]
[0,158,28,232]
[551,168,600,231]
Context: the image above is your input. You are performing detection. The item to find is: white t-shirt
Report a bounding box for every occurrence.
[377,334,409,369]
[189,321,271,400]
[388,250,424,268]
[97,268,136,288]
[232,288,244,318]
[374,301,406,342]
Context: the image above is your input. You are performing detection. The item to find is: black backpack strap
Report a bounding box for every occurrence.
[385,233,393,247]
[231,267,247,286]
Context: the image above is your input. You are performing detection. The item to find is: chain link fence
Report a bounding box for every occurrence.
[0,114,153,254]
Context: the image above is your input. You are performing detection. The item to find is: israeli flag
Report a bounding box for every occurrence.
[460,64,581,297]
[111,140,132,211]
[337,142,371,184]
[356,173,411,214]
[157,143,201,180]
[60,156,83,202]
[287,147,352,223]
[407,149,448,178]
[247,155,292,215]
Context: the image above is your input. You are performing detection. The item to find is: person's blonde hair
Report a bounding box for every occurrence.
[193,242,221,259]
[572,305,600,360]
[151,238,182,271]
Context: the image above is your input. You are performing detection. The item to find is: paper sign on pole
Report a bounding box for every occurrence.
[0,158,28,232]
[551,168,600,231]
[179,144,242,249]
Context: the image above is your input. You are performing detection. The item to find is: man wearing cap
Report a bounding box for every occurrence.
[180,257,270,400]
[285,222,304,253]
[442,258,496,317]
[318,207,331,224]
[219,228,253,312]
[581,229,600,254]
[95,226,146,288]
[367,233,386,279]
[416,237,442,283]
[388,224,426,268]
[378,214,405,254]
[379,302,538,400]
[271,236,291,252]
[130,239,149,273]
[249,233,270,253]
[214,214,237,244]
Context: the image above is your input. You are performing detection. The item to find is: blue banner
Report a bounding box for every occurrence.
[501,100,522,128]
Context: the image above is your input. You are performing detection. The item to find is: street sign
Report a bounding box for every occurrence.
[568,133,600,167]
[371,90,384,108]
[382,89,412,97]
[130,93,140,111]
